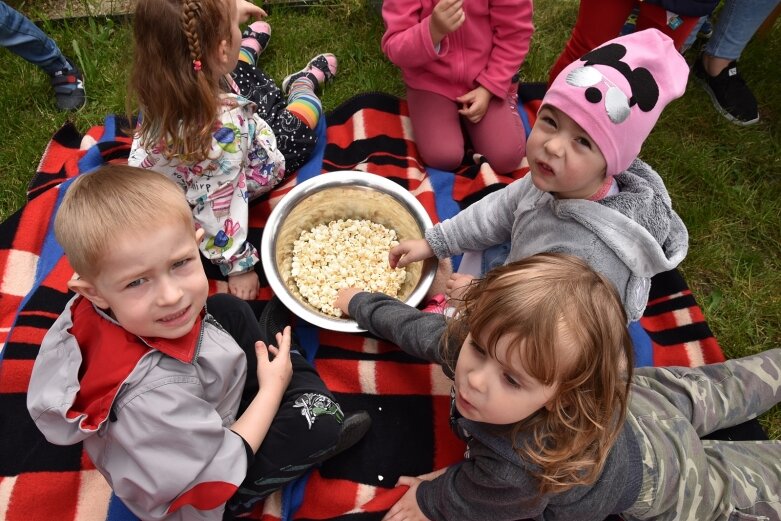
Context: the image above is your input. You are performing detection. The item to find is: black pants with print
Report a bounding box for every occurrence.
[207,294,342,518]
[230,61,317,173]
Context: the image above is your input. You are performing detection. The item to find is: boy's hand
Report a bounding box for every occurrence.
[382,476,431,521]
[457,86,492,124]
[256,326,292,396]
[445,273,474,300]
[335,287,362,317]
[228,270,259,300]
[389,239,434,269]
[429,0,465,46]
[238,0,267,22]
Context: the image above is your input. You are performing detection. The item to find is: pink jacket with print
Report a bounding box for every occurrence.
[381,0,533,100]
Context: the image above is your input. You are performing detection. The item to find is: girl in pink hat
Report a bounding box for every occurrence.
[390,29,689,324]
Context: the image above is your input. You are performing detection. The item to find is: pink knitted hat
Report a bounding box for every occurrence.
[542,29,689,177]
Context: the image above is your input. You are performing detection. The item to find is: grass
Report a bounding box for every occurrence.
[0,0,779,436]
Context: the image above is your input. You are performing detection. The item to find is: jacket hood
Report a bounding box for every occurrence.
[558,158,688,278]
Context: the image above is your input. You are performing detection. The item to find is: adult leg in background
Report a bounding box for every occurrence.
[693,0,780,125]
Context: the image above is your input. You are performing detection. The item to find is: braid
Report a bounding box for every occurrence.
[181,0,202,64]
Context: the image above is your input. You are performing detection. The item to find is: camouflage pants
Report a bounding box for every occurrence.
[623,348,781,521]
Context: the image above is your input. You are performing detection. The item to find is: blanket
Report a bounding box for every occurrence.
[0,90,736,521]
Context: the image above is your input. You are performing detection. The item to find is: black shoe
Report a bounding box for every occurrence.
[49,57,86,111]
[258,296,291,343]
[313,410,372,464]
[693,54,759,126]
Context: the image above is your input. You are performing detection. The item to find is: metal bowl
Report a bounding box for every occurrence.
[261,171,437,332]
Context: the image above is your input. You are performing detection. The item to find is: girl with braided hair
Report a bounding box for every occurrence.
[128,0,337,300]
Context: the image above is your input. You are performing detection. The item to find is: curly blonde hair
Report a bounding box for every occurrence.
[442,253,634,494]
[128,0,235,161]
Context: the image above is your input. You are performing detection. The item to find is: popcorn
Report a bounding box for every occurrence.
[291,219,407,317]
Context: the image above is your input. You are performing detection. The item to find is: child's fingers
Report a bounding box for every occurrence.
[255,340,269,362]
[396,476,418,487]
[389,247,406,268]
[274,326,292,357]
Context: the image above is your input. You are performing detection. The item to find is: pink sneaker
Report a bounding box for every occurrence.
[421,293,448,314]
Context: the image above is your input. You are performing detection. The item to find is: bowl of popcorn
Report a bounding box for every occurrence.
[261,171,437,332]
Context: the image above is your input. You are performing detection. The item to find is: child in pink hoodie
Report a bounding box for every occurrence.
[381,0,533,175]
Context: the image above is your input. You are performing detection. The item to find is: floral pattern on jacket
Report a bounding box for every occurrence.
[129,91,285,276]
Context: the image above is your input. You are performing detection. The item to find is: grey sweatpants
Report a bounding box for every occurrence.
[622,348,781,521]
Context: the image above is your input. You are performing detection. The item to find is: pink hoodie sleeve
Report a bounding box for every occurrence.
[381,0,447,68]
[476,0,534,98]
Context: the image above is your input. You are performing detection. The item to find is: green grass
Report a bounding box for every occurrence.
[1,0,779,436]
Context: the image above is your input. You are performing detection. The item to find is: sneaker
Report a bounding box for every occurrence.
[312,410,372,464]
[241,20,271,59]
[698,18,713,39]
[49,57,86,111]
[258,296,293,345]
[421,293,448,314]
[281,53,338,95]
[693,54,759,126]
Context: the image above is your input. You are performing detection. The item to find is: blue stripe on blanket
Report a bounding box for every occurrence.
[1,176,73,364]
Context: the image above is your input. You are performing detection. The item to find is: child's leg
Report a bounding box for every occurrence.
[211,295,369,515]
[464,85,526,175]
[625,353,781,520]
[633,349,781,436]
[282,54,338,130]
[238,21,271,67]
[635,3,700,51]
[226,352,345,515]
[406,87,465,172]
[547,0,636,85]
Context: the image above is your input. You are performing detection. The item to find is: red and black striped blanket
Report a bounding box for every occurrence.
[0,91,728,521]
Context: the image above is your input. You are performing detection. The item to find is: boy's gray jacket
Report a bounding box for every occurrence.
[426,159,689,322]
[27,296,250,520]
[348,292,644,521]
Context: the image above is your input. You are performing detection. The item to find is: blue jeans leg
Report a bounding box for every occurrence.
[0,1,67,73]
[705,0,781,60]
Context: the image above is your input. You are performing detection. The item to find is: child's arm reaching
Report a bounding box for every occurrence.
[336,289,448,366]
[237,0,266,22]
[230,328,292,452]
[389,238,434,269]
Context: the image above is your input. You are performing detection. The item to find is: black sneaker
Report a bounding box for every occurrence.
[49,57,86,111]
[258,296,292,345]
[312,410,372,464]
[693,54,759,126]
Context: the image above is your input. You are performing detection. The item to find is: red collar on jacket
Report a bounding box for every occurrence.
[66,296,204,430]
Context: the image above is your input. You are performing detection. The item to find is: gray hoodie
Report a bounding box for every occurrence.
[426,159,688,322]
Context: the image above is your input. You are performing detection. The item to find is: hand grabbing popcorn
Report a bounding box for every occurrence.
[291,219,407,317]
